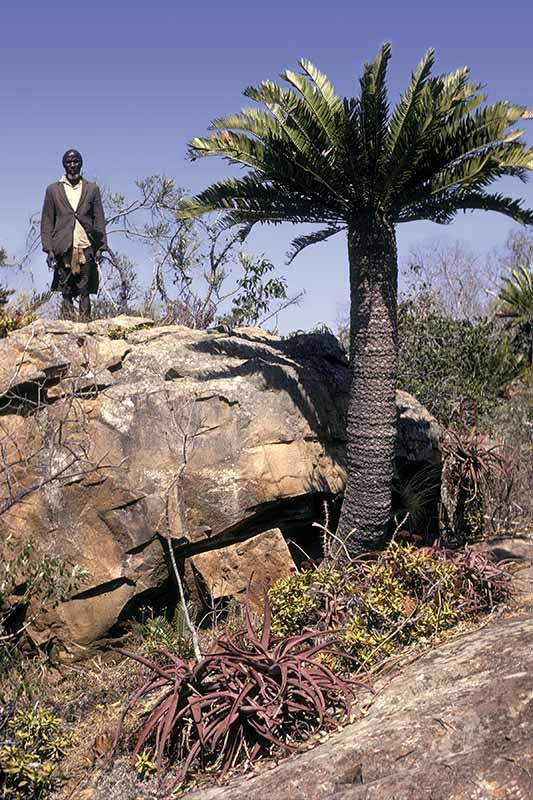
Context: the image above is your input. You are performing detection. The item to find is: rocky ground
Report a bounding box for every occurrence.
[181,536,533,800]
[57,534,533,800]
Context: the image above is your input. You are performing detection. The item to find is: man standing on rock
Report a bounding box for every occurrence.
[41,149,107,321]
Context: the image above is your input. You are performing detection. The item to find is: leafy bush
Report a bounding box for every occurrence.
[131,604,194,658]
[0,706,72,799]
[266,570,317,637]
[0,311,37,339]
[107,321,153,339]
[270,541,511,672]
[398,290,524,427]
[225,253,287,327]
[114,599,357,792]
[0,539,87,701]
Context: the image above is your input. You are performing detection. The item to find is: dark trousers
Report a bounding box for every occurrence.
[61,293,91,321]
[51,246,98,322]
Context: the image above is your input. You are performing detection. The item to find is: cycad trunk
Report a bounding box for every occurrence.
[336,212,398,558]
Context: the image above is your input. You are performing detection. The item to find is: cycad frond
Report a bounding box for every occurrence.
[209,108,280,140]
[189,130,269,171]
[385,48,434,163]
[281,60,342,148]
[396,189,533,226]
[177,174,344,225]
[242,81,346,198]
[359,42,392,186]
[286,225,345,263]
[499,265,533,319]
[430,142,531,195]
[244,81,330,158]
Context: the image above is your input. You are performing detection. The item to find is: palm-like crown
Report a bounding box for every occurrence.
[178,44,533,261]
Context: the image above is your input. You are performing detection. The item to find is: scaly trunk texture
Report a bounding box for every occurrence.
[336,212,398,558]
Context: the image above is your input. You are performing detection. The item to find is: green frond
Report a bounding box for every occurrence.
[244,81,329,154]
[177,175,344,226]
[381,49,435,199]
[189,131,269,171]
[436,69,483,119]
[390,98,533,207]
[396,190,533,226]
[299,59,343,111]
[286,225,345,263]
[209,108,280,140]
[242,80,347,198]
[506,104,531,123]
[499,265,533,319]
[359,43,392,185]
[429,142,532,195]
[281,64,342,149]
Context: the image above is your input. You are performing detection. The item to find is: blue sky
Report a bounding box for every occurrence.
[1,0,532,330]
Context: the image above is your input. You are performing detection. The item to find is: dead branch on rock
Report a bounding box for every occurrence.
[0,343,124,522]
[157,391,212,663]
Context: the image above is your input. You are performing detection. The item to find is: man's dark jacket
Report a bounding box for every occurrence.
[40,180,108,257]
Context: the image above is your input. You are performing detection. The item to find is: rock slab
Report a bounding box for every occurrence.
[0,318,440,650]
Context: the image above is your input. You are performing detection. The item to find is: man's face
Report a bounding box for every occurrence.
[63,153,82,182]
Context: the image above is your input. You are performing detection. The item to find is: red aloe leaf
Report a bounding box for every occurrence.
[156,689,180,775]
[112,675,170,753]
[219,725,243,779]
[115,648,176,681]
[208,685,253,752]
[244,591,260,648]
[132,691,175,761]
[247,717,295,751]
[260,589,272,651]
[250,741,261,760]
[171,738,203,790]
[188,696,205,745]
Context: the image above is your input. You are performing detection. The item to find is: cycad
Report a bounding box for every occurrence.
[499,265,533,365]
[499,265,533,320]
[178,44,533,556]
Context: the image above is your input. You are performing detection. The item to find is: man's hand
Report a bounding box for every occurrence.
[95,247,106,264]
[46,251,57,271]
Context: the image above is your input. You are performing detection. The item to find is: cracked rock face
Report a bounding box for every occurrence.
[0,317,440,652]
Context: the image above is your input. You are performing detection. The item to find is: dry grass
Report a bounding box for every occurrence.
[35,649,147,799]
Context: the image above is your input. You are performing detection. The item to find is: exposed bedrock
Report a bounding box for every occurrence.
[0,317,440,653]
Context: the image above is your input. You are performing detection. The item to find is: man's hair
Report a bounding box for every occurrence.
[62,149,83,167]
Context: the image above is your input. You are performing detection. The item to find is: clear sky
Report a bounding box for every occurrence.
[1,0,532,331]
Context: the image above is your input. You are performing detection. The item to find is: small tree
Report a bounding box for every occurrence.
[98,175,295,328]
[177,45,533,556]
[398,288,524,426]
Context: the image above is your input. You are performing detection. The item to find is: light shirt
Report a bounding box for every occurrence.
[60,176,91,249]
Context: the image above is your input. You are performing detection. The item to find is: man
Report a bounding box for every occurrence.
[41,150,107,321]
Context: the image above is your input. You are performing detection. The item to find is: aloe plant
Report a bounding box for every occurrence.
[113,597,359,792]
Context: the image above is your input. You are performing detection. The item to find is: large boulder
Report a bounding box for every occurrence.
[0,317,440,652]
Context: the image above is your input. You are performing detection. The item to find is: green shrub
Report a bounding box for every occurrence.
[107,321,152,339]
[267,570,316,637]
[398,290,524,427]
[0,707,72,799]
[131,604,194,658]
[269,541,511,671]
[0,312,37,339]
[0,539,87,701]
